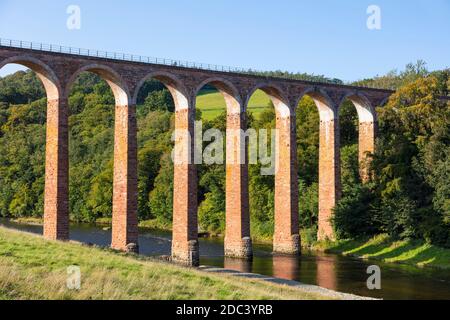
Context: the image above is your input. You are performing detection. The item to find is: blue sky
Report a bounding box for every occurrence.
[0,0,449,80]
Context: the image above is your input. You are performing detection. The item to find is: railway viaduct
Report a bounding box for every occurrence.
[0,40,394,266]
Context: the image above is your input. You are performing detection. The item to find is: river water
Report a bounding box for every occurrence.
[1,219,449,300]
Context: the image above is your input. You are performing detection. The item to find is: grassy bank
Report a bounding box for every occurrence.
[316,234,450,270]
[0,226,334,300]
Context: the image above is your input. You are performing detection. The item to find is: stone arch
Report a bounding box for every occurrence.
[339,92,376,123]
[133,71,189,111]
[296,88,337,121]
[0,55,61,100]
[194,77,242,115]
[134,71,198,265]
[246,83,291,117]
[247,83,299,254]
[66,63,138,252]
[66,64,130,106]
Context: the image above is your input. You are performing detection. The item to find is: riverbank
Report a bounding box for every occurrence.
[0,225,340,300]
[11,217,173,232]
[315,234,450,270]
[11,217,272,242]
[10,217,450,271]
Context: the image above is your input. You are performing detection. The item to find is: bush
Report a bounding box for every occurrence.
[333,184,376,239]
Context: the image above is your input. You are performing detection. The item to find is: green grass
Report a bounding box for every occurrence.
[0,226,334,300]
[317,234,450,270]
[196,89,271,121]
[11,217,173,233]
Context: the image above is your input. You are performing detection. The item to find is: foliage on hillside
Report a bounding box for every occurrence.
[334,70,450,247]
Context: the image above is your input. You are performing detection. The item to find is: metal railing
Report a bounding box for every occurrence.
[0,38,393,90]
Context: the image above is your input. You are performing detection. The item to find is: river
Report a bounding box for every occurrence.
[1,219,449,300]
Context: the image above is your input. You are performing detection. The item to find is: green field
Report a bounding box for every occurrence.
[196,89,271,120]
[0,226,334,300]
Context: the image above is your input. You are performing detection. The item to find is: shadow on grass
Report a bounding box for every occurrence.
[323,235,450,269]
[400,245,450,268]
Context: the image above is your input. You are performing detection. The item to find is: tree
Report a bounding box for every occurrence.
[149,152,174,223]
[140,89,175,116]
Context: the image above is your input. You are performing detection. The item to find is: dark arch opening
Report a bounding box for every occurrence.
[294,89,338,243]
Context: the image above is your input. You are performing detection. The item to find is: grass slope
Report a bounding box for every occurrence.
[196,89,271,120]
[0,226,332,300]
[317,234,450,270]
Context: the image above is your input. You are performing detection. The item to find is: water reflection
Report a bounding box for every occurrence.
[224,257,252,273]
[316,255,337,291]
[272,255,299,280]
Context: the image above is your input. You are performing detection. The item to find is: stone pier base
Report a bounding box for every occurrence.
[224,237,253,259]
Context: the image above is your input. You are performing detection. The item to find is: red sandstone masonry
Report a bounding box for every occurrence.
[224,257,252,273]
[43,98,69,240]
[172,107,199,266]
[318,119,341,241]
[111,104,139,252]
[225,112,252,259]
[272,255,299,280]
[274,115,300,254]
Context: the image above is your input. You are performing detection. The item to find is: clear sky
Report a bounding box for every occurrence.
[0,0,449,80]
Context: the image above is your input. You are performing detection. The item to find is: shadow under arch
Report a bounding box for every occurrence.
[66,64,130,106]
[133,71,197,265]
[0,55,61,100]
[133,71,189,110]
